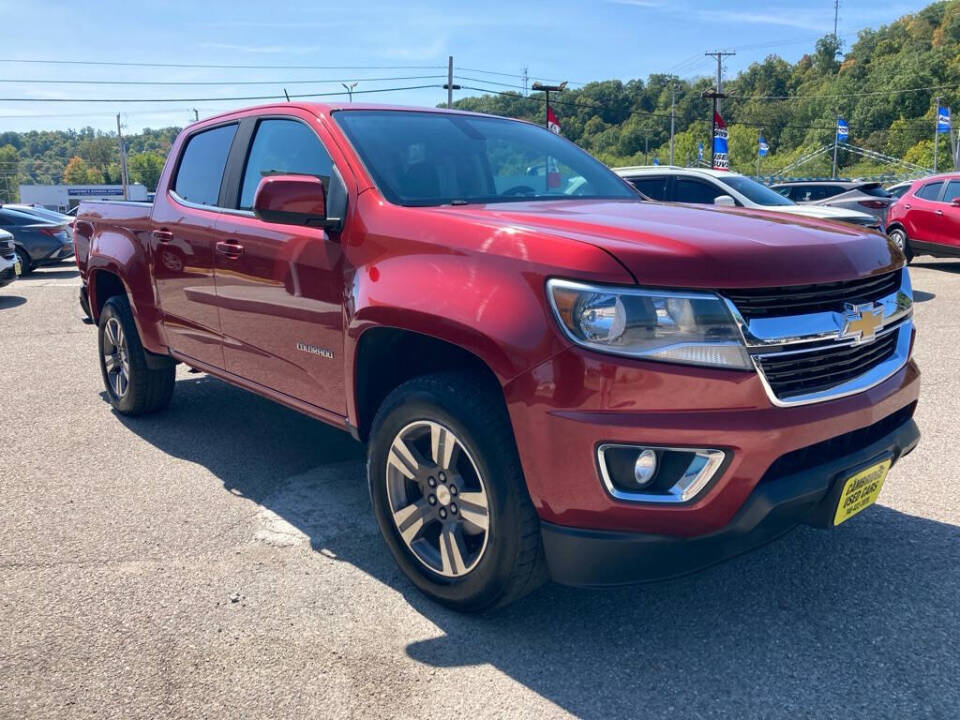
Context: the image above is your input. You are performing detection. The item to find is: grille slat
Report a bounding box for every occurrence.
[758,332,899,399]
[725,270,901,318]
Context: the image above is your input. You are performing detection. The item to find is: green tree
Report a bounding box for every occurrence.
[63,156,103,185]
[128,151,166,191]
[0,144,19,202]
[79,136,116,183]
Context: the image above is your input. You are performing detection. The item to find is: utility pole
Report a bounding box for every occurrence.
[342,81,358,102]
[757,129,762,177]
[532,81,567,130]
[832,115,840,179]
[704,50,735,113]
[669,79,677,165]
[443,56,462,109]
[116,113,128,201]
[933,96,941,173]
[522,66,529,97]
[833,0,841,49]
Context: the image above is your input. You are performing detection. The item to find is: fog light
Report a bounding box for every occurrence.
[634,449,658,487]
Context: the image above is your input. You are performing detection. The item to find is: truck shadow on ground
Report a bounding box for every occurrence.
[111,374,960,719]
[0,294,26,309]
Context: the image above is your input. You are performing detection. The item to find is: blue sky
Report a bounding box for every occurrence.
[0,0,932,133]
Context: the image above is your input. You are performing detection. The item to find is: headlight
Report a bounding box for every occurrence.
[547,279,751,369]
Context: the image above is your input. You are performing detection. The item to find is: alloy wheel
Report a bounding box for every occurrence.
[102,317,131,399]
[385,420,490,578]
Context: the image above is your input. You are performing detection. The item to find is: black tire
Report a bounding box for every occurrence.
[15,247,33,275]
[98,295,175,415]
[888,227,913,263]
[368,371,547,612]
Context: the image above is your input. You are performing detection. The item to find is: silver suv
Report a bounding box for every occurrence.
[615,166,880,229]
[769,180,894,225]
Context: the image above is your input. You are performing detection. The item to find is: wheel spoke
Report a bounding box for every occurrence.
[105,356,118,372]
[392,500,429,544]
[388,436,421,479]
[430,422,459,469]
[457,491,489,533]
[116,324,125,350]
[105,321,119,348]
[114,369,125,397]
[439,525,467,576]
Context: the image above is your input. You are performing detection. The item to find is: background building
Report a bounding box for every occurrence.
[17,183,148,211]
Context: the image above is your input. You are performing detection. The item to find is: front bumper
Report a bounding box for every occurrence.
[542,411,919,586]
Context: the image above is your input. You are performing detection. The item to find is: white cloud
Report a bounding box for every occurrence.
[695,10,830,33]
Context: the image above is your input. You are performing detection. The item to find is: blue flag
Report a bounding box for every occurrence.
[836,118,849,141]
[937,106,951,134]
[712,112,729,170]
[758,136,769,157]
[653,157,660,165]
[697,141,704,162]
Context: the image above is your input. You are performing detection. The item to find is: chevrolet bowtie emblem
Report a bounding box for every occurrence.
[839,303,884,344]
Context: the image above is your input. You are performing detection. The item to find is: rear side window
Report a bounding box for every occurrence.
[942,180,960,203]
[915,181,944,201]
[0,208,40,226]
[173,124,238,207]
[674,178,726,204]
[859,184,891,198]
[239,119,333,209]
[629,176,668,200]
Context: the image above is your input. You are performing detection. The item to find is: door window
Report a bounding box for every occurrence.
[173,124,238,207]
[239,119,334,210]
[673,178,726,204]
[915,181,944,201]
[629,176,668,200]
[941,181,960,204]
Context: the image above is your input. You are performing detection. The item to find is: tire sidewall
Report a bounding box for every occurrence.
[98,297,141,414]
[368,385,527,609]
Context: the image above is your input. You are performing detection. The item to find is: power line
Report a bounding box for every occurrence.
[0,74,447,86]
[0,58,447,71]
[0,84,442,103]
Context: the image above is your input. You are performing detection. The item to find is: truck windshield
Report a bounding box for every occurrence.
[334,110,637,207]
[719,176,795,207]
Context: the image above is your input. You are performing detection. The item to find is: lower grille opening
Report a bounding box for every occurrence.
[757,331,899,400]
[760,402,917,484]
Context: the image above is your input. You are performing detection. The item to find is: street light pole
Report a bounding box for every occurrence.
[934,96,941,172]
[342,82,358,102]
[532,81,567,130]
[701,88,726,170]
[669,80,677,166]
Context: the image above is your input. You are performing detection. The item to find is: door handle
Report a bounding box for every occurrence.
[936,210,944,216]
[904,204,911,210]
[152,229,174,242]
[215,240,244,259]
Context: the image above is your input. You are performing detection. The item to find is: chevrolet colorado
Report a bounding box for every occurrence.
[74,104,920,611]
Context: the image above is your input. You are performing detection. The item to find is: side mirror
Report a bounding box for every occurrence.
[713,194,737,207]
[253,174,328,227]
[951,197,960,207]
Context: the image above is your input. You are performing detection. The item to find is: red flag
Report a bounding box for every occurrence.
[547,106,561,135]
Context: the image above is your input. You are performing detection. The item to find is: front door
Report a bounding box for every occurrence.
[151,122,239,369]
[937,179,960,251]
[213,117,346,414]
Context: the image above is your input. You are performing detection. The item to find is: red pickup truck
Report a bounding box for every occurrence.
[74,103,919,611]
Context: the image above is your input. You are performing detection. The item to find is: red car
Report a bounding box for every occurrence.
[73,103,919,611]
[886,173,960,261]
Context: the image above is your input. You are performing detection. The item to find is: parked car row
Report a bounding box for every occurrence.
[614,166,882,228]
[0,204,74,274]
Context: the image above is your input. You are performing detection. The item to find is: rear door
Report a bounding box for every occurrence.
[627,175,669,200]
[905,180,946,244]
[937,179,960,251]
[212,114,346,414]
[151,122,239,369]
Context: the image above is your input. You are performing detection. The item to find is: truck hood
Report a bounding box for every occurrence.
[434,199,899,288]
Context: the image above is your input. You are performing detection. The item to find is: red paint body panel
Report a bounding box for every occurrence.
[74,102,920,541]
[887,172,960,253]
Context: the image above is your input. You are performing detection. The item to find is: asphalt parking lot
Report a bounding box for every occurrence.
[1,261,959,719]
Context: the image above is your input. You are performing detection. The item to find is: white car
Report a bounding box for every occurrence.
[0,229,19,288]
[614,166,881,229]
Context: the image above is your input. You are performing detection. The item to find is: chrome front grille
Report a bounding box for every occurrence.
[723,270,902,319]
[721,268,913,407]
[755,329,900,400]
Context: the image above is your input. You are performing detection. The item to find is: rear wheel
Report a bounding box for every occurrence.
[888,227,913,263]
[368,371,547,612]
[98,295,175,415]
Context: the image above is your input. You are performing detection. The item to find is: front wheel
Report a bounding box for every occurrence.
[98,295,175,415]
[367,371,547,612]
[888,227,913,263]
[15,247,33,275]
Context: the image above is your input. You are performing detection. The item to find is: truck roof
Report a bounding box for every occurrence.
[193,102,499,129]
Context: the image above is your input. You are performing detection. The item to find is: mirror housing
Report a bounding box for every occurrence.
[951,197,960,207]
[253,174,329,227]
[713,194,737,207]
